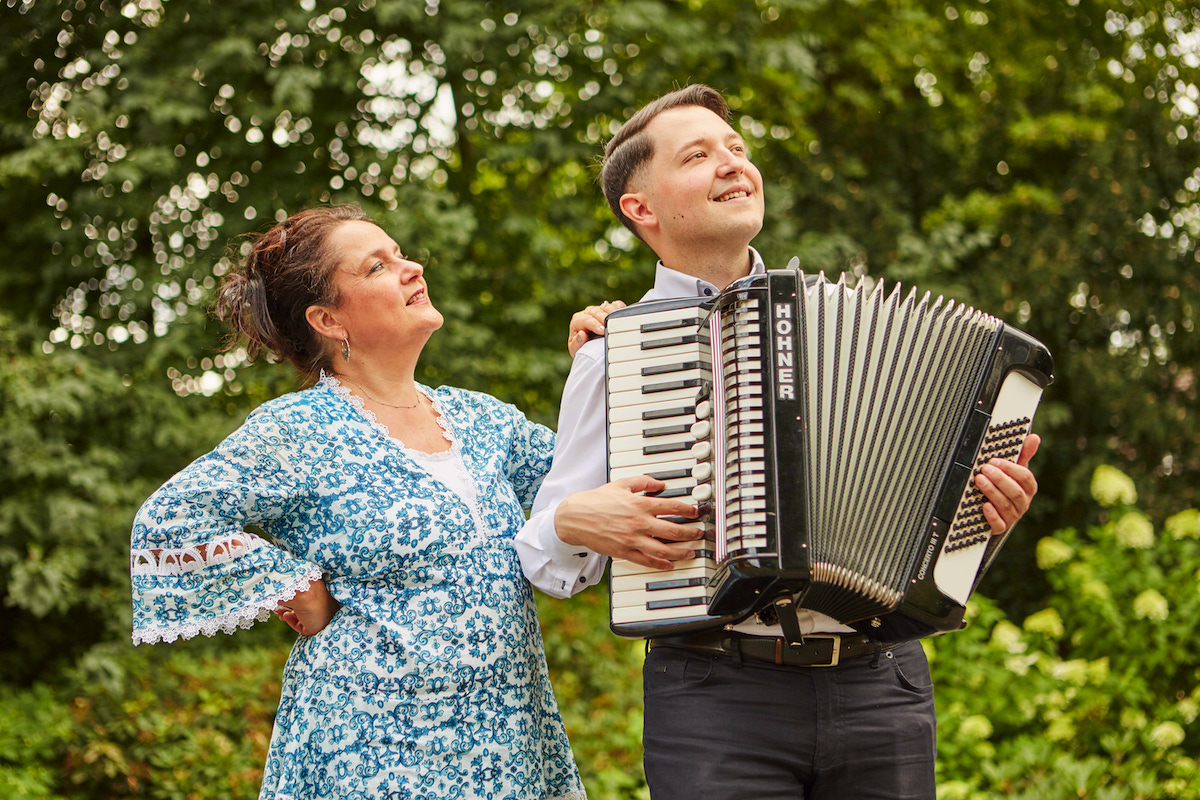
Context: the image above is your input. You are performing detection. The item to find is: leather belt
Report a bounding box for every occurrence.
[649,630,886,668]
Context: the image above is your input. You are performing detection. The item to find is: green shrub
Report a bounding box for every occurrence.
[931,466,1200,799]
[0,628,289,800]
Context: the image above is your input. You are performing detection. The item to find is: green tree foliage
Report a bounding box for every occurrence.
[1,0,1199,795]
[3,0,1197,617]
[0,313,263,684]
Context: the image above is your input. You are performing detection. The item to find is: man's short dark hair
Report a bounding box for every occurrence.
[599,85,730,239]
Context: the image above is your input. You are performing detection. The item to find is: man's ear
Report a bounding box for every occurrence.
[619,191,657,233]
[304,304,344,342]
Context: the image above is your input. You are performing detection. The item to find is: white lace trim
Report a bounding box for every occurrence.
[320,370,453,453]
[131,531,270,576]
[321,372,492,533]
[131,563,324,645]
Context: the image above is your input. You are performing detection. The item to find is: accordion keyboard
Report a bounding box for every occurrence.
[605,302,718,627]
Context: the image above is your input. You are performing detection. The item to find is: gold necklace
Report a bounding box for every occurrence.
[338,376,422,409]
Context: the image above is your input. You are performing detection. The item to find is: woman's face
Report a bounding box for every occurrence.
[322,220,444,356]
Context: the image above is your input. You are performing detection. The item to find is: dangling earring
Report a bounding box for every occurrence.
[340,336,350,363]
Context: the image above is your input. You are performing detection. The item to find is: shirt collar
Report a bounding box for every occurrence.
[644,247,767,302]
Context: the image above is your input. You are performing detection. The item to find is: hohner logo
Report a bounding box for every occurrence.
[774,302,796,400]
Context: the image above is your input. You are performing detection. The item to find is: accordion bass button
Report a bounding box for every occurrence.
[695,400,713,420]
[690,420,712,440]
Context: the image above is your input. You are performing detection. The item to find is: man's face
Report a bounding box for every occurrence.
[631,104,765,250]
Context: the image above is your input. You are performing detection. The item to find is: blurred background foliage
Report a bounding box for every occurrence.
[0,0,1197,796]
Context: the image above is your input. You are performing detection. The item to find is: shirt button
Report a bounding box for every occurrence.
[702,288,714,296]
[578,577,587,583]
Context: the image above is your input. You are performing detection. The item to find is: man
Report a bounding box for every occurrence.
[515,85,1040,799]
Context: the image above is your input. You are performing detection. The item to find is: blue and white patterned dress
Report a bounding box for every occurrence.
[130,374,587,800]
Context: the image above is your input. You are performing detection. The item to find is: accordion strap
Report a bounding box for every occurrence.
[772,595,807,650]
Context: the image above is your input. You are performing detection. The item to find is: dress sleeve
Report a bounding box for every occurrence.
[129,407,323,645]
[501,402,557,511]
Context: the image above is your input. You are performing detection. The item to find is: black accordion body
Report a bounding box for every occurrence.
[604,268,1054,642]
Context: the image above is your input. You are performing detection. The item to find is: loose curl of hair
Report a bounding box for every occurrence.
[599,85,729,242]
[213,204,372,378]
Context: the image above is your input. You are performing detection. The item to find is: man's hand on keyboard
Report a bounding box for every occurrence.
[554,476,702,569]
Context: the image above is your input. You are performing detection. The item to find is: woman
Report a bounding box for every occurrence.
[130,204,603,799]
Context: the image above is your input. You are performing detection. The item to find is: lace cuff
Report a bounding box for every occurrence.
[131,531,269,576]
[131,532,326,645]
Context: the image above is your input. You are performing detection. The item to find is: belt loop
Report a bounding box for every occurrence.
[869,639,883,669]
[728,635,744,668]
[774,638,784,666]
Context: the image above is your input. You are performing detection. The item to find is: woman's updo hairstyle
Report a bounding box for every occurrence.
[214,204,372,376]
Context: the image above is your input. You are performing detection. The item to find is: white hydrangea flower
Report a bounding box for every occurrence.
[1177,697,1198,725]
[1024,608,1065,639]
[1114,511,1155,549]
[1052,658,1089,685]
[1165,509,1200,540]
[958,715,994,740]
[1091,465,1137,507]
[1132,589,1169,621]
[1036,537,1074,570]
[1149,721,1185,750]
[991,620,1026,653]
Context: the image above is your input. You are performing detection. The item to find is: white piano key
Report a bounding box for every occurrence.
[611,446,699,470]
[611,603,714,624]
[608,396,698,423]
[611,551,717,577]
[607,329,708,352]
[609,385,703,409]
[608,350,712,378]
[607,368,706,396]
[607,340,710,365]
[611,585,710,609]
[608,415,696,440]
[606,305,706,334]
[610,458,699,480]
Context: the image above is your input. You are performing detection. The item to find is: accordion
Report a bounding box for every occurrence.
[604,267,1054,642]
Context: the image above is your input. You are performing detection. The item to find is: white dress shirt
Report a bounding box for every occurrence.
[515,249,853,636]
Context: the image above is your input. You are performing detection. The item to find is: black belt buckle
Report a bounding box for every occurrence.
[799,634,841,667]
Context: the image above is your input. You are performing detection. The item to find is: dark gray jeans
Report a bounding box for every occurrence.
[642,639,937,800]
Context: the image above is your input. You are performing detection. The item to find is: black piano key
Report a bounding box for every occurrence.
[642,405,695,421]
[644,423,693,438]
[647,468,693,481]
[645,577,708,591]
[641,333,710,350]
[647,596,708,610]
[640,316,705,333]
[643,377,706,394]
[643,440,694,455]
[642,360,708,376]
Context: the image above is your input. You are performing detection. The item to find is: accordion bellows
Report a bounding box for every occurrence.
[604,267,1054,642]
